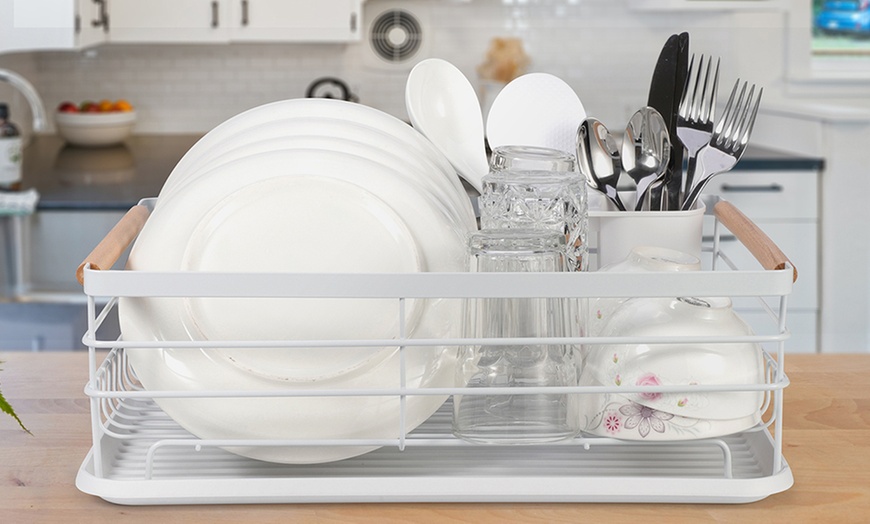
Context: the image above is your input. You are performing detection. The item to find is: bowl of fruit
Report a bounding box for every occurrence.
[55,99,136,147]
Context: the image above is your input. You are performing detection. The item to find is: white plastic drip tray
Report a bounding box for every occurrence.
[77,402,793,505]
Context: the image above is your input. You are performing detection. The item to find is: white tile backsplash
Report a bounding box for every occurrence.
[0,0,793,135]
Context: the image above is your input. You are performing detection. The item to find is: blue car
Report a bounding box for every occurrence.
[816,0,870,36]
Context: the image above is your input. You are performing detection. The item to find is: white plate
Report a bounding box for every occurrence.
[162,99,461,199]
[182,176,423,382]
[122,289,461,463]
[122,148,473,463]
[165,123,474,226]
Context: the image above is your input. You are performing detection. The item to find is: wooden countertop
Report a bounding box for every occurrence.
[1,352,868,522]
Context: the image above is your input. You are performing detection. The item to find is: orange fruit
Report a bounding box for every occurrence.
[99,99,113,112]
[112,99,134,112]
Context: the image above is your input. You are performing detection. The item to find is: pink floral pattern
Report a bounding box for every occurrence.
[603,411,621,434]
[635,373,663,401]
[619,402,674,438]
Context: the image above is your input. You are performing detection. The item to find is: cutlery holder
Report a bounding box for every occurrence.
[74,195,796,505]
[588,191,705,269]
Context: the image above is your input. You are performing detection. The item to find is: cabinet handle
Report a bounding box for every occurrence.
[720,183,783,193]
[91,0,109,32]
[211,1,220,28]
[241,0,249,26]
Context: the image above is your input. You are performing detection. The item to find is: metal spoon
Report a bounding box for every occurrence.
[621,107,671,211]
[576,118,626,211]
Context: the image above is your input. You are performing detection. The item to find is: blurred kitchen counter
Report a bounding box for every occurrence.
[21,134,203,210]
[21,134,823,212]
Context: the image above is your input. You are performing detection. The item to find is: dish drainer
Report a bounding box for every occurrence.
[75,196,795,505]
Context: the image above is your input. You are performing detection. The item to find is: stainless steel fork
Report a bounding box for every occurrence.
[680,79,763,211]
[676,54,719,207]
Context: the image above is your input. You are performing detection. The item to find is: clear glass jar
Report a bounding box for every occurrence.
[479,145,588,271]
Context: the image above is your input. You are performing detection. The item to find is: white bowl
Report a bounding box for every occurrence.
[582,296,765,423]
[55,111,136,147]
[579,388,762,441]
[588,246,701,337]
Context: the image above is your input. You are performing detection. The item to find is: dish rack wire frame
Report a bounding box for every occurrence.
[76,196,795,504]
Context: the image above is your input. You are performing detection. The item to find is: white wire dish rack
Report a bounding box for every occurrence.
[75,196,795,505]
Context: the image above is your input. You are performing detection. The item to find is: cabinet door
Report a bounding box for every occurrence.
[230,0,361,42]
[76,0,109,48]
[0,0,105,52]
[110,0,229,43]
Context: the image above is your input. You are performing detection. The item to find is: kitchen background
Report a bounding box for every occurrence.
[1,0,869,353]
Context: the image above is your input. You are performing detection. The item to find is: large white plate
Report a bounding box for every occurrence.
[162,99,463,201]
[165,123,474,226]
[182,175,424,382]
[122,148,473,463]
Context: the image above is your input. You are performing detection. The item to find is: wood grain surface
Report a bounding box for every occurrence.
[1,352,868,523]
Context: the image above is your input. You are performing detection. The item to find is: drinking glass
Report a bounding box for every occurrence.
[452,229,581,444]
[479,145,588,271]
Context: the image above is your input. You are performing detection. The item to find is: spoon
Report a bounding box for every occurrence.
[576,118,626,211]
[404,58,488,193]
[485,72,586,156]
[621,107,671,211]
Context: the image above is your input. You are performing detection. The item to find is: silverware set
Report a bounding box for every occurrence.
[578,53,763,212]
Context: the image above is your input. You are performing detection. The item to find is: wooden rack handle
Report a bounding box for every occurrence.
[713,200,798,283]
[76,204,150,285]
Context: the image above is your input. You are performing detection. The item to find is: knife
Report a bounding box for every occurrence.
[645,33,688,211]
[670,32,690,210]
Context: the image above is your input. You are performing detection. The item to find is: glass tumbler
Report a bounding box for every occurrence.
[452,229,581,444]
[479,145,589,271]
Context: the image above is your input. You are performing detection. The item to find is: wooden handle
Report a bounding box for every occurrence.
[76,204,150,285]
[714,200,797,283]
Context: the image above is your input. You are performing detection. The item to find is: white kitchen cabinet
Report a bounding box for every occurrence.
[0,0,107,53]
[109,0,228,43]
[109,0,361,44]
[229,0,361,42]
[702,169,821,353]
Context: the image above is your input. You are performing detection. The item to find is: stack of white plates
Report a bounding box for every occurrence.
[120,98,477,464]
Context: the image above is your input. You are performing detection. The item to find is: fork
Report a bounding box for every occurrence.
[680,79,763,211]
[676,54,719,207]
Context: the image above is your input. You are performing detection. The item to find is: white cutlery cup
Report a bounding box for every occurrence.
[479,145,589,271]
[452,229,582,444]
[588,192,705,270]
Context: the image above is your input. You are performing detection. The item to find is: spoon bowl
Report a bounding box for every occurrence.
[405,59,488,193]
[622,107,671,211]
[576,118,625,211]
